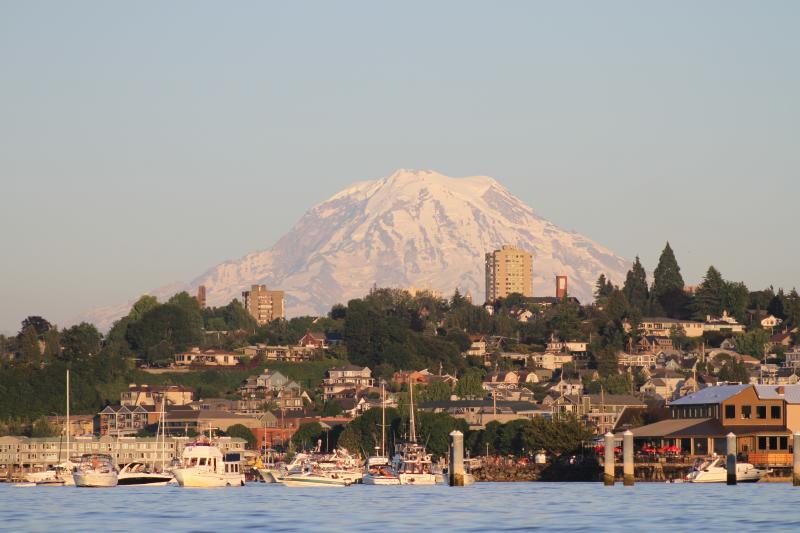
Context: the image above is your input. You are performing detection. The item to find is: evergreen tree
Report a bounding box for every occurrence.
[129,295,159,322]
[20,316,51,336]
[18,325,41,363]
[768,290,787,319]
[42,328,61,360]
[651,242,684,297]
[651,242,688,317]
[693,266,725,319]
[594,274,614,303]
[622,256,649,314]
[785,289,800,328]
[722,281,749,323]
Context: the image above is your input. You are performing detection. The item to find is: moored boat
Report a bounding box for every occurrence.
[73,454,118,487]
[26,461,77,486]
[117,462,174,486]
[686,456,770,483]
[281,464,352,487]
[392,380,437,485]
[172,441,245,488]
[362,381,401,486]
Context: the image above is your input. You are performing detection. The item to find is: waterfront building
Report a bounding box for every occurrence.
[0,435,246,471]
[484,245,533,302]
[625,384,800,466]
[241,285,285,325]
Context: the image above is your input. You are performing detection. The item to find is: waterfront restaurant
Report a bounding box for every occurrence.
[617,384,800,466]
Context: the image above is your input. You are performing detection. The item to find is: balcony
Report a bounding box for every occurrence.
[747,452,793,467]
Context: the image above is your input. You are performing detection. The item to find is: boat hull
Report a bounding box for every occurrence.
[362,474,401,485]
[173,468,245,488]
[257,469,283,484]
[687,463,768,483]
[117,475,174,486]
[282,475,350,487]
[73,471,118,487]
[398,473,437,485]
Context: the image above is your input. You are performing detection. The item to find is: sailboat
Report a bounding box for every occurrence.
[29,370,76,486]
[392,379,437,485]
[362,380,400,485]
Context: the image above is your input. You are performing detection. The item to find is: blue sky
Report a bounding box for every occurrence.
[1,1,798,332]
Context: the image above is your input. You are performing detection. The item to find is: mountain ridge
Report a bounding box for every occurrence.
[79,169,628,330]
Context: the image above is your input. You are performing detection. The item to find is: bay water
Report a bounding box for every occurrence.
[2,482,798,532]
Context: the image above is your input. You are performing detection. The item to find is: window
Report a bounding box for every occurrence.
[780,437,789,450]
[771,406,781,419]
[758,436,767,450]
[756,406,767,419]
[769,436,778,450]
[725,405,735,419]
[741,406,752,419]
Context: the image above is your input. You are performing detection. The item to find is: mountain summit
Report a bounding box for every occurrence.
[81,169,628,328]
[192,169,626,312]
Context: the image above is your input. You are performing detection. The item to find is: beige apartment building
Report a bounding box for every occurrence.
[242,284,285,325]
[485,245,533,302]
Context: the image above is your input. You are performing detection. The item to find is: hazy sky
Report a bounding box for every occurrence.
[1,1,798,333]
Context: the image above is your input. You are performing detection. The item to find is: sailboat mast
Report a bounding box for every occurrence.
[159,394,166,472]
[66,369,70,463]
[409,379,416,444]
[380,380,386,457]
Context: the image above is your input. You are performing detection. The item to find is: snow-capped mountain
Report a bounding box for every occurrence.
[84,169,628,329]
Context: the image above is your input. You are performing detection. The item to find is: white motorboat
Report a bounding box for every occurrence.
[363,457,401,485]
[73,454,118,487]
[314,448,362,484]
[172,441,245,487]
[257,466,283,483]
[686,456,769,483]
[117,462,174,486]
[26,461,77,486]
[282,464,352,487]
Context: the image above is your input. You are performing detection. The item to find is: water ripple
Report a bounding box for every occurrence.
[1,482,799,532]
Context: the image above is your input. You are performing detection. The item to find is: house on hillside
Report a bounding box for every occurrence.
[322,366,375,400]
[465,336,488,358]
[298,331,328,350]
[174,348,245,367]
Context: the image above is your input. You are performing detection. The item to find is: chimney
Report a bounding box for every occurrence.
[197,285,207,308]
[556,276,568,299]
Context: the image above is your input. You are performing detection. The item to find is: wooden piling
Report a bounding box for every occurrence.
[603,432,615,486]
[793,432,800,487]
[623,430,634,486]
[726,432,737,486]
[449,430,465,486]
